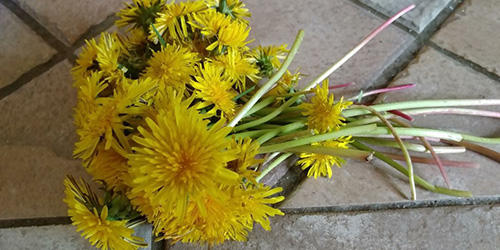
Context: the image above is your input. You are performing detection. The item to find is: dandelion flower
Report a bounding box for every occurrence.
[87,145,130,192]
[143,44,199,89]
[227,137,262,183]
[231,183,284,231]
[72,38,99,85]
[73,77,156,163]
[96,33,126,81]
[128,88,239,218]
[300,80,352,133]
[191,9,232,38]
[191,63,238,119]
[116,0,165,31]
[265,70,300,102]
[63,177,146,250]
[251,44,288,77]
[164,192,250,245]
[297,137,353,179]
[210,48,259,91]
[206,20,250,52]
[206,0,251,22]
[150,1,206,43]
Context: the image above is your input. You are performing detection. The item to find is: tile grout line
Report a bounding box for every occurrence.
[281,196,500,215]
[2,196,498,229]
[350,0,500,83]
[0,53,67,100]
[1,0,71,54]
[0,8,117,100]
[428,41,500,83]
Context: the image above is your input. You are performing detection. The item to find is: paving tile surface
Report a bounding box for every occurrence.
[431,0,500,74]
[172,205,500,250]
[0,4,56,88]
[359,0,453,32]
[281,46,500,208]
[12,0,125,45]
[0,224,154,250]
[0,60,91,219]
[0,60,77,158]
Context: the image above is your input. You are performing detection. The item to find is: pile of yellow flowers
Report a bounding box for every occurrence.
[66,0,500,249]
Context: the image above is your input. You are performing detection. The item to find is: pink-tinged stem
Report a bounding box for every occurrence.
[404,108,500,119]
[389,110,414,121]
[383,153,480,168]
[348,84,416,101]
[421,138,450,187]
[302,5,416,91]
[329,82,355,90]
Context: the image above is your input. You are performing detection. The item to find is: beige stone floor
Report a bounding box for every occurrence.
[0,0,498,249]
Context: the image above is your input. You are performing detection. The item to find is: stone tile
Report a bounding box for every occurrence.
[0,145,91,219]
[431,0,500,74]
[0,60,77,158]
[281,46,500,208]
[0,4,56,88]
[246,0,415,94]
[172,205,500,249]
[359,0,453,33]
[13,0,125,45]
[0,224,154,250]
[0,60,91,219]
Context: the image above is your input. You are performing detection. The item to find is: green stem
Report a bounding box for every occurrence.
[461,134,500,144]
[362,127,464,142]
[228,30,305,127]
[256,153,293,182]
[256,121,305,144]
[246,96,275,116]
[352,141,472,197]
[285,146,372,160]
[234,95,302,132]
[350,104,416,200]
[233,85,255,101]
[259,124,377,153]
[343,99,500,117]
[355,137,465,154]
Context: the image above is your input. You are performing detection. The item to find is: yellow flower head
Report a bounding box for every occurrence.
[87,145,131,192]
[128,88,239,219]
[191,9,232,38]
[300,80,352,133]
[154,183,283,245]
[96,33,126,81]
[162,192,250,245]
[150,1,207,43]
[210,48,259,91]
[73,77,156,164]
[206,0,251,23]
[251,44,288,77]
[231,183,284,231]
[206,19,251,52]
[297,137,353,179]
[265,70,301,102]
[191,63,238,119]
[227,137,263,183]
[63,177,146,250]
[72,38,99,86]
[143,44,199,89]
[116,0,165,31]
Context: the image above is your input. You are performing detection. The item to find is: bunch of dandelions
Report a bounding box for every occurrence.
[67,0,500,249]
